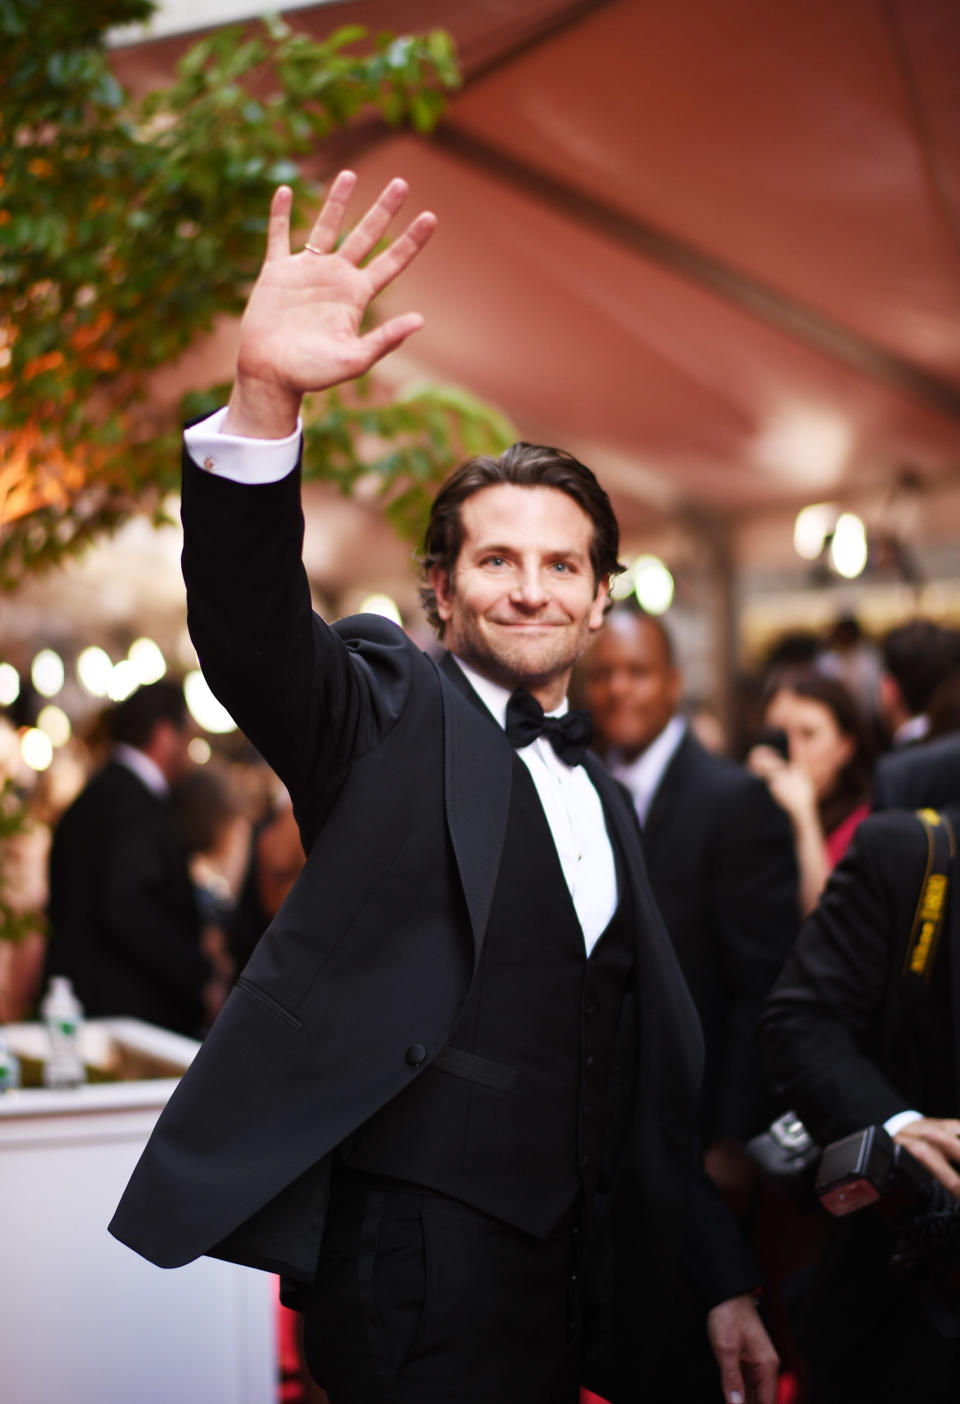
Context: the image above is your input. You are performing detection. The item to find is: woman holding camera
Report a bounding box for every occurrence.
[747,668,874,916]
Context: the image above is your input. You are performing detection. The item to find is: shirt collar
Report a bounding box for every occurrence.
[893,713,930,746]
[112,743,169,798]
[608,714,687,822]
[450,656,569,730]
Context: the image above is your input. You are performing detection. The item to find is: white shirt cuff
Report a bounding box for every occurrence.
[884,1109,923,1137]
[183,407,302,483]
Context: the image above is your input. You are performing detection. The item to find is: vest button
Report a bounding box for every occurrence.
[585,1054,595,1069]
[406,1043,427,1067]
[584,1004,596,1019]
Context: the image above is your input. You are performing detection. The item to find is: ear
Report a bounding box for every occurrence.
[588,577,611,632]
[429,564,454,622]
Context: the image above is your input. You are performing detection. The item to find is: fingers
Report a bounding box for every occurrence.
[264,185,294,262]
[717,1358,746,1404]
[302,169,359,256]
[365,210,438,295]
[897,1119,960,1198]
[744,1352,781,1404]
[338,176,411,264]
[745,746,785,779]
[353,313,426,372]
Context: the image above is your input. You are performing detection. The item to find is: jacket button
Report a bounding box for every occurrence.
[406,1043,427,1067]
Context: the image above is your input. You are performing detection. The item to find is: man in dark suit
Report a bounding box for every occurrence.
[45,681,215,1037]
[873,730,960,811]
[584,607,799,1158]
[110,173,776,1404]
[584,607,798,1397]
[760,805,960,1402]
[877,620,960,749]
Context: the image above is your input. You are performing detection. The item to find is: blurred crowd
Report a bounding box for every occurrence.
[0,683,306,1031]
[4,606,960,1067]
[3,606,960,1402]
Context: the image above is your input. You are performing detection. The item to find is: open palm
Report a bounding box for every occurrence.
[229,172,436,435]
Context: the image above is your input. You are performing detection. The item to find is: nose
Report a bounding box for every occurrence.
[510,564,548,609]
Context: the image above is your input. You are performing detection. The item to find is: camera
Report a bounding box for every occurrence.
[815,1125,960,1261]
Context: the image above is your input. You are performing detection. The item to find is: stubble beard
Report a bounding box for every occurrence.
[449,614,592,695]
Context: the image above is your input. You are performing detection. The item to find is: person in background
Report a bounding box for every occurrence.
[872,665,960,812]
[878,619,960,748]
[584,606,799,1163]
[227,793,305,976]
[747,668,873,916]
[171,764,251,1000]
[44,681,218,1037]
[818,614,884,746]
[583,605,799,1399]
[760,801,960,1403]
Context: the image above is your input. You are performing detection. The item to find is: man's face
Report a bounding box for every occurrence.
[583,613,680,759]
[429,483,609,705]
[152,718,195,784]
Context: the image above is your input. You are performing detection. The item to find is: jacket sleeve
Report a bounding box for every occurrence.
[707,776,799,1139]
[682,1161,760,1306]
[758,813,921,1144]
[180,446,416,836]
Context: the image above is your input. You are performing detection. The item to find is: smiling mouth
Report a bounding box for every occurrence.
[494,619,563,628]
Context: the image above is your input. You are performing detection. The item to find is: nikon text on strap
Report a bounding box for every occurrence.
[903,809,955,983]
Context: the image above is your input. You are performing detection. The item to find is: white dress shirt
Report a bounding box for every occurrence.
[181,409,619,953]
[606,714,687,826]
[184,407,301,483]
[112,743,169,798]
[454,660,618,954]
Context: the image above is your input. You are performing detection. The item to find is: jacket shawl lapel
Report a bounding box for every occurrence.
[433,653,513,972]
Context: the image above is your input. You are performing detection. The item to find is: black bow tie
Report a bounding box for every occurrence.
[504,688,593,766]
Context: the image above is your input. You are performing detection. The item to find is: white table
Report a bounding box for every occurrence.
[0,1018,276,1404]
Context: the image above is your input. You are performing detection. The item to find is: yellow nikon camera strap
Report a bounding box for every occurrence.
[903,808,955,982]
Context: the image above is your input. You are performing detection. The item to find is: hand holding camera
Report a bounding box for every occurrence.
[893,1117,960,1202]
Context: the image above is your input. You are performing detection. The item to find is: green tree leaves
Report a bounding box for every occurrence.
[1,2,512,584]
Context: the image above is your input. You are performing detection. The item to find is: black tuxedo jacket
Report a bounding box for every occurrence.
[638,733,799,1141]
[45,760,208,1036]
[760,803,960,1144]
[873,732,960,813]
[110,455,755,1393]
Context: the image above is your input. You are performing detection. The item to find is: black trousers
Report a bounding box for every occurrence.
[303,1170,583,1404]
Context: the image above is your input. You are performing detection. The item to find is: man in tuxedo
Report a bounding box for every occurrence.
[584,607,798,1158]
[110,173,776,1403]
[45,681,215,1037]
[584,607,798,1397]
[760,805,960,1402]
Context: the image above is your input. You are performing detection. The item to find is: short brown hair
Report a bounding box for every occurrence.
[419,442,624,633]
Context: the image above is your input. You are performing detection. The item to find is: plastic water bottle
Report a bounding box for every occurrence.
[41,976,86,1089]
[0,1027,20,1092]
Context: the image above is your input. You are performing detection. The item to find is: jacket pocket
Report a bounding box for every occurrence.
[234,975,304,1030]
[430,1045,517,1094]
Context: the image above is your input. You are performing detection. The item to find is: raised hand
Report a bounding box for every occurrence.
[225,172,437,438]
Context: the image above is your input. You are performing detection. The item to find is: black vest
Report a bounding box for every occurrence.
[342,755,635,1237]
